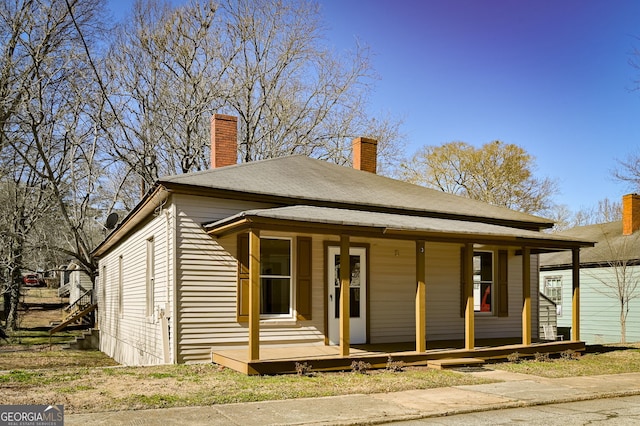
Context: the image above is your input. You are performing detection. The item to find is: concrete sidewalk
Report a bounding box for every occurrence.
[65,370,640,425]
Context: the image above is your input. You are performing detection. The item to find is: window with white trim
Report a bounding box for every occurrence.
[473,251,493,312]
[118,255,123,316]
[544,276,563,316]
[260,238,292,316]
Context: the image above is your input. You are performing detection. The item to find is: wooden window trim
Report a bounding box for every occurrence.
[460,247,509,317]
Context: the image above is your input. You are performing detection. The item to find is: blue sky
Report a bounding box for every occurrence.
[318,0,640,211]
[106,0,640,212]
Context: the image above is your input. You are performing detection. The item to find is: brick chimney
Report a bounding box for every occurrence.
[623,193,640,235]
[352,137,378,174]
[210,114,238,168]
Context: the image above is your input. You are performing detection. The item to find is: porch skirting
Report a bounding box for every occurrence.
[212,339,586,375]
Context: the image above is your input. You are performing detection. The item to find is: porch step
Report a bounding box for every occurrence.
[427,357,485,370]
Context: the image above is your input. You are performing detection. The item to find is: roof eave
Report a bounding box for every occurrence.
[168,180,554,231]
[205,213,593,251]
[92,184,169,258]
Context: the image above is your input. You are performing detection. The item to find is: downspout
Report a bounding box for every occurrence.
[161,205,172,363]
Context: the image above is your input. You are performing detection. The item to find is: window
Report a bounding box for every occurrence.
[260,238,291,316]
[544,276,562,316]
[146,237,155,317]
[237,235,311,322]
[118,255,123,316]
[101,265,106,306]
[473,251,493,312]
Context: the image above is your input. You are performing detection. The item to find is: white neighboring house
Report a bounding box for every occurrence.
[91,115,593,370]
[67,262,94,306]
[540,194,640,344]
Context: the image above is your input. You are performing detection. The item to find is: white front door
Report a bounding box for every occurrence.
[327,246,367,345]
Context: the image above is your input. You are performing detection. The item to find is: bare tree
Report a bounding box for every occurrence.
[104,0,405,201]
[572,198,623,227]
[104,0,230,196]
[400,141,557,215]
[0,0,108,330]
[587,226,640,343]
[613,151,640,192]
[221,0,379,162]
[0,161,59,329]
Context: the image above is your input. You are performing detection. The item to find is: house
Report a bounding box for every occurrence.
[540,194,640,344]
[62,262,94,304]
[92,114,593,373]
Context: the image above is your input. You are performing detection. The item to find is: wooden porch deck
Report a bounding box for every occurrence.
[212,339,586,375]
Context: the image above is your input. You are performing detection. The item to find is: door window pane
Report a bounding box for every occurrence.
[333,254,361,318]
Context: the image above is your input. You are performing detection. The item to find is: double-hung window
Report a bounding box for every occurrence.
[473,251,493,312]
[237,235,312,322]
[118,255,123,317]
[260,238,292,316]
[544,276,562,316]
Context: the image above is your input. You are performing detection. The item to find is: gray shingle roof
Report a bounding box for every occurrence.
[205,205,592,248]
[540,221,640,268]
[160,155,553,230]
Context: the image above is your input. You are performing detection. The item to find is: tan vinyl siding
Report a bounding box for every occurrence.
[425,243,466,340]
[175,196,325,363]
[368,240,416,343]
[174,192,328,362]
[98,207,172,366]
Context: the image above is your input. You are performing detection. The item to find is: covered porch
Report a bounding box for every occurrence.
[205,205,593,375]
[212,339,586,375]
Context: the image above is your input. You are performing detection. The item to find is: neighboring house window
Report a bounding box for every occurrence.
[544,276,562,316]
[473,251,493,313]
[260,238,291,316]
[146,237,155,317]
[118,255,123,316]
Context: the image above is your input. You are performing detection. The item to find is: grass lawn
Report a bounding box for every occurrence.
[4,289,640,414]
[0,355,493,413]
[492,344,640,377]
[2,344,640,413]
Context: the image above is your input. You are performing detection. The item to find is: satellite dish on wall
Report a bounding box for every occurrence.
[105,212,119,230]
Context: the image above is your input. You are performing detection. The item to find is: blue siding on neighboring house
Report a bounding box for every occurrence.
[540,267,640,344]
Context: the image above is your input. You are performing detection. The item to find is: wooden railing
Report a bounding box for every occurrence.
[49,289,96,338]
[64,289,93,317]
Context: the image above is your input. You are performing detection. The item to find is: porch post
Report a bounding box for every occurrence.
[415,240,426,352]
[248,229,260,361]
[339,234,350,356]
[572,248,580,341]
[521,247,531,345]
[463,243,474,350]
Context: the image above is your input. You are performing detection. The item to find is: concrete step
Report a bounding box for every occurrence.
[67,329,99,350]
[427,357,485,370]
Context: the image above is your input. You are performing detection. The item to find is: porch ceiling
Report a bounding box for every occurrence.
[204,205,594,251]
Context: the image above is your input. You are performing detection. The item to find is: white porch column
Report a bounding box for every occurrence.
[572,248,580,341]
[463,243,474,350]
[339,235,350,356]
[521,247,531,345]
[415,240,426,352]
[248,229,260,361]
